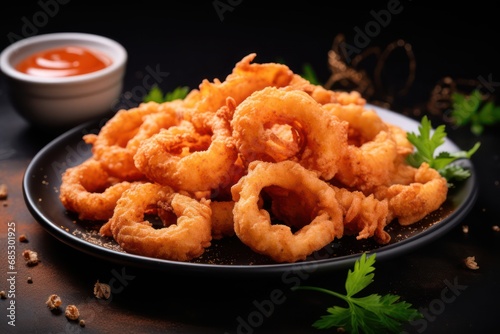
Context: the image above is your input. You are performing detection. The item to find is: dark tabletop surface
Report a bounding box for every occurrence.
[1,2,499,333]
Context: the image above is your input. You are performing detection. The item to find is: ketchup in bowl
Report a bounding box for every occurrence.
[16,45,112,77]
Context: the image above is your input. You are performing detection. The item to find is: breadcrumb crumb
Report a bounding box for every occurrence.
[0,184,7,200]
[65,305,80,321]
[46,294,62,310]
[94,280,111,299]
[22,249,40,266]
[464,256,479,270]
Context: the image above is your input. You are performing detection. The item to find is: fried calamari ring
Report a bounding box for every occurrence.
[231,87,348,180]
[188,53,294,114]
[266,182,390,244]
[323,103,388,145]
[336,130,399,192]
[374,162,448,226]
[125,103,186,154]
[134,107,238,193]
[268,183,391,244]
[330,186,391,244]
[102,182,212,261]
[133,120,211,186]
[59,158,140,221]
[322,103,400,192]
[231,160,344,263]
[84,101,183,181]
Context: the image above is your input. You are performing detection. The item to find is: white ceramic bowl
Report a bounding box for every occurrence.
[0,32,127,129]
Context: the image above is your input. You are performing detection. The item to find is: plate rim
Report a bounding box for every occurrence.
[22,106,478,276]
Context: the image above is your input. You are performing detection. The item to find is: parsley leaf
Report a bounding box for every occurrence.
[301,63,321,85]
[450,89,500,135]
[143,85,189,103]
[406,116,480,186]
[294,253,422,333]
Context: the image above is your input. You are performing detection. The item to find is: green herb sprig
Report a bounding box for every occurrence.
[301,63,321,85]
[450,89,500,135]
[294,253,422,333]
[143,85,189,103]
[406,116,480,186]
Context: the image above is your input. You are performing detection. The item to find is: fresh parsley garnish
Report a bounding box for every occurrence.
[143,85,189,103]
[450,89,500,135]
[294,253,422,333]
[406,115,480,186]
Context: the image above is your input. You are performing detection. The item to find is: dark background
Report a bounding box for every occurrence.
[1,1,499,334]
[2,1,498,112]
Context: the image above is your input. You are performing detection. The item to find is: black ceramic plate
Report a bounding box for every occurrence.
[23,105,478,276]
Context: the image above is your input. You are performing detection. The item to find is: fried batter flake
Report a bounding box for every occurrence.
[46,294,62,310]
[94,281,111,299]
[464,256,479,270]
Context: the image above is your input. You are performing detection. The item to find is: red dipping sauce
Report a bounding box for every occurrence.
[15,45,112,77]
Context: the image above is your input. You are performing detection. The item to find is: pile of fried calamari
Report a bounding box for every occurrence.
[59,53,448,263]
